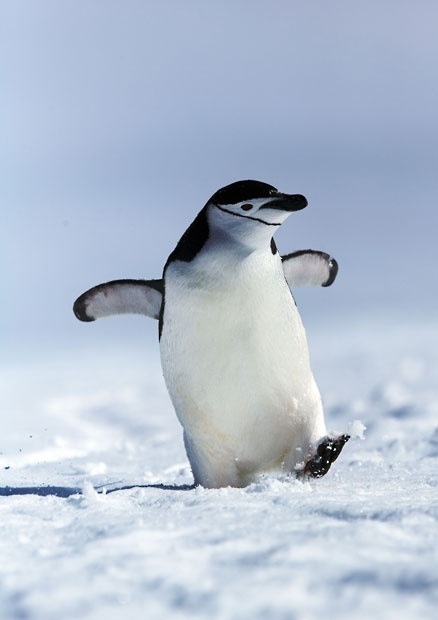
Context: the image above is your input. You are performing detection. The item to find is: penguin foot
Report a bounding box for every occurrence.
[300,434,350,478]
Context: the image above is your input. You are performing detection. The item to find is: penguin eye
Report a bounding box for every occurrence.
[241,203,253,211]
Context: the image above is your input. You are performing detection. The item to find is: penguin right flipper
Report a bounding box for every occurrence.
[73,279,163,322]
[281,250,338,287]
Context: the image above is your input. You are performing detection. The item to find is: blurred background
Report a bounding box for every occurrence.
[2,0,437,391]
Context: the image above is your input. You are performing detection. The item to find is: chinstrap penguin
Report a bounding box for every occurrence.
[74,180,349,488]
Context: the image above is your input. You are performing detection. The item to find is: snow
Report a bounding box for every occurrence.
[347,419,366,440]
[1,321,437,620]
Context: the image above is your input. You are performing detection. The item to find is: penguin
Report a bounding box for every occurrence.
[74,180,349,488]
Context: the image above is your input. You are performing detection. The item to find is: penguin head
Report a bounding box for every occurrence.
[205,180,307,250]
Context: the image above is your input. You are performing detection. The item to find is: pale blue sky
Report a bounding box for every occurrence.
[2,1,437,359]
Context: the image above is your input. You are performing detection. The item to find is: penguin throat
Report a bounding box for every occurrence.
[213,204,282,227]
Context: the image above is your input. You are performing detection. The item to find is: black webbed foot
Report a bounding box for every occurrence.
[300,434,350,478]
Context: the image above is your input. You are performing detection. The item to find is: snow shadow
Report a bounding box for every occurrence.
[0,483,195,498]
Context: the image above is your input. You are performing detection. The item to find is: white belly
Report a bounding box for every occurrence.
[160,250,326,487]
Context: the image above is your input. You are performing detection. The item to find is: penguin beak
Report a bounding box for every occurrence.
[261,193,308,212]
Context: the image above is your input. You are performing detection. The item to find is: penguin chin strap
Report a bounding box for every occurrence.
[213,203,282,227]
[297,434,350,479]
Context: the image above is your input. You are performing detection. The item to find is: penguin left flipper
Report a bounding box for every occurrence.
[281,250,338,287]
[299,434,350,478]
[73,279,163,322]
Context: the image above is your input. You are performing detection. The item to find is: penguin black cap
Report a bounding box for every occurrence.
[207,180,308,211]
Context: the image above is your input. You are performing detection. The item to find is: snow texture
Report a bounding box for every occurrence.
[1,322,436,620]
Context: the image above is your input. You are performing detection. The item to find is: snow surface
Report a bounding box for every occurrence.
[1,321,437,620]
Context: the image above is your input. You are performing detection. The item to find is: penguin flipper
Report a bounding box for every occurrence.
[281,250,338,287]
[73,279,163,322]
